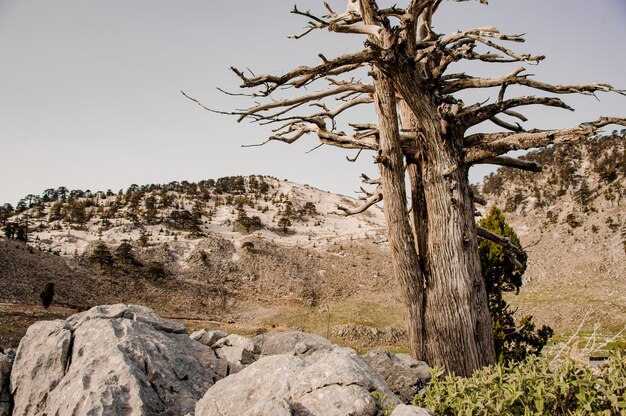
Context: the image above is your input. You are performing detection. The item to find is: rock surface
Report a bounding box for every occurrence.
[10,304,219,416]
[191,329,228,347]
[195,346,401,416]
[254,330,332,356]
[363,349,431,403]
[0,352,12,416]
[9,305,436,416]
[390,404,434,416]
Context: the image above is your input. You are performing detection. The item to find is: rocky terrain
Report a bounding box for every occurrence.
[0,133,625,351]
[0,304,432,416]
[0,177,401,350]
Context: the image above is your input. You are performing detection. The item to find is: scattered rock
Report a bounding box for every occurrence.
[254,330,332,355]
[195,346,401,416]
[10,304,219,416]
[213,333,260,354]
[214,345,256,374]
[363,349,431,403]
[190,329,228,347]
[0,352,13,416]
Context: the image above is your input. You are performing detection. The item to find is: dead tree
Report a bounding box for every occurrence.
[186,0,626,376]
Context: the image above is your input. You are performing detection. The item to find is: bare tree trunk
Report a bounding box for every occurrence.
[372,70,425,359]
[397,93,496,376]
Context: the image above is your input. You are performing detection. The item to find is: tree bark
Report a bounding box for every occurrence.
[396,83,496,376]
[371,69,425,360]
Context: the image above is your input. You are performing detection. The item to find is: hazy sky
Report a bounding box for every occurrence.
[1,0,625,205]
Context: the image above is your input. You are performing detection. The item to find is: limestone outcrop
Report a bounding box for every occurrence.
[195,346,402,416]
[363,349,431,403]
[8,305,434,416]
[10,304,219,416]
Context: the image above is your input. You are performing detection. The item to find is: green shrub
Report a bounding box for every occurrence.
[414,352,626,415]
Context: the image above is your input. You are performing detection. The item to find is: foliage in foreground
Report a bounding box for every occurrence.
[414,352,626,415]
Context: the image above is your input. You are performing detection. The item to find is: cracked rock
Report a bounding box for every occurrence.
[195,346,402,416]
[254,330,332,356]
[190,329,228,347]
[363,349,431,403]
[10,304,218,416]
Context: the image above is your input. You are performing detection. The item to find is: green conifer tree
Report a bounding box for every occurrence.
[479,206,553,363]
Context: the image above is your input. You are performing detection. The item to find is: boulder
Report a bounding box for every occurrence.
[390,404,434,416]
[254,330,332,356]
[10,304,220,416]
[209,333,261,375]
[190,329,228,347]
[0,352,13,416]
[195,346,401,416]
[213,333,260,354]
[363,349,431,403]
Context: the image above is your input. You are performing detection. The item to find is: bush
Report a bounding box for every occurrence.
[414,352,626,415]
[39,282,55,309]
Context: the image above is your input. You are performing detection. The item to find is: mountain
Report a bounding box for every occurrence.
[1,134,625,349]
[479,133,626,333]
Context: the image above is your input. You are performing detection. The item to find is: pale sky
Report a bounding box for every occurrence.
[1,0,625,206]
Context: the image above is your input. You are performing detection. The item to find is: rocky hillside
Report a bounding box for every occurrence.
[0,177,401,349]
[479,132,626,333]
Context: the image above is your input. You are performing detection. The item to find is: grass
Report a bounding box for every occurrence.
[178,300,408,353]
[0,309,69,350]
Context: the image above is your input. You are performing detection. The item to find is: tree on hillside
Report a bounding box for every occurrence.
[479,206,553,363]
[187,0,626,375]
[90,242,114,270]
[39,282,55,309]
[0,204,14,225]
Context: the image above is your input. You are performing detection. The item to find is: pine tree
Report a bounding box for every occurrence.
[90,242,114,270]
[479,206,553,363]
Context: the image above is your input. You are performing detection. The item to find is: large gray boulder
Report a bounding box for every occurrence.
[195,346,401,416]
[363,349,431,403]
[10,304,220,416]
[254,330,332,356]
[0,352,12,416]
